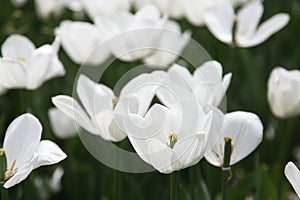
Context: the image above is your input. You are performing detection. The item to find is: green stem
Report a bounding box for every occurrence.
[113,169,121,200]
[1,187,9,200]
[170,172,178,200]
[222,137,232,200]
[196,165,211,200]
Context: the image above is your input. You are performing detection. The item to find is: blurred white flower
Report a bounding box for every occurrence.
[156,61,232,108]
[82,0,132,19]
[134,0,185,19]
[1,113,67,188]
[48,108,78,139]
[48,166,64,193]
[285,162,300,199]
[95,4,166,61]
[203,0,290,47]
[205,111,263,167]
[55,20,110,66]
[182,0,228,26]
[10,0,28,7]
[267,67,300,119]
[34,0,65,20]
[121,101,224,173]
[0,34,65,90]
[143,20,191,68]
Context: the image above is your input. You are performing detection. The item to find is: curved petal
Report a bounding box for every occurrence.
[95,110,126,142]
[0,58,27,89]
[77,74,114,119]
[224,111,263,165]
[3,154,38,189]
[203,3,234,44]
[146,138,181,174]
[48,166,64,192]
[55,20,110,65]
[48,108,78,139]
[236,0,263,41]
[285,162,300,198]
[26,45,53,89]
[34,140,67,168]
[173,133,205,168]
[3,113,42,169]
[237,13,290,47]
[120,71,166,116]
[1,34,35,61]
[52,95,97,134]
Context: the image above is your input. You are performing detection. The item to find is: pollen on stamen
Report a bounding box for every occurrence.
[168,133,178,149]
[112,97,119,105]
[4,159,16,181]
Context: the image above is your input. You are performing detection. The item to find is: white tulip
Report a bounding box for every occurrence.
[0,34,65,90]
[143,20,191,68]
[267,67,300,119]
[55,20,110,66]
[52,74,128,141]
[35,0,65,20]
[285,162,300,198]
[82,0,132,19]
[10,0,27,7]
[48,166,64,193]
[48,108,78,139]
[120,101,224,173]
[156,61,232,108]
[1,113,67,188]
[203,0,290,47]
[205,111,263,167]
[134,0,184,19]
[95,4,166,62]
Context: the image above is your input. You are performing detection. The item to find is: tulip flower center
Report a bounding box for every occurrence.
[4,159,16,181]
[168,133,178,149]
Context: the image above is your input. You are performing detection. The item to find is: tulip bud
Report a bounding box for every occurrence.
[267,67,300,119]
[0,149,7,182]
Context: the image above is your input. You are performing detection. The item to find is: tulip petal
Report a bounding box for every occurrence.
[3,113,42,169]
[0,58,27,89]
[3,154,38,189]
[224,111,263,165]
[120,71,166,116]
[77,74,114,119]
[147,138,181,173]
[237,13,290,47]
[1,34,35,61]
[95,110,126,142]
[203,3,234,44]
[285,162,300,198]
[236,0,263,41]
[48,108,78,139]
[52,95,97,134]
[34,140,67,168]
[55,20,110,65]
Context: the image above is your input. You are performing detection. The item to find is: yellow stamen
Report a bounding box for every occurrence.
[112,97,119,105]
[4,159,16,181]
[17,57,26,62]
[168,133,178,149]
[0,149,5,156]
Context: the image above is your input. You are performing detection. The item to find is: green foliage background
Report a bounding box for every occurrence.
[0,0,300,199]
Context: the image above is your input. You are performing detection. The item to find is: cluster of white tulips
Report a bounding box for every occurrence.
[1,0,299,199]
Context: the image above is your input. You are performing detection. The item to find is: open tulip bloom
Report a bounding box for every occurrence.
[284,162,300,198]
[95,4,167,62]
[156,61,232,108]
[52,72,165,142]
[118,100,224,173]
[267,67,300,119]
[203,0,290,47]
[205,111,263,167]
[1,113,66,188]
[0,34,65,90]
